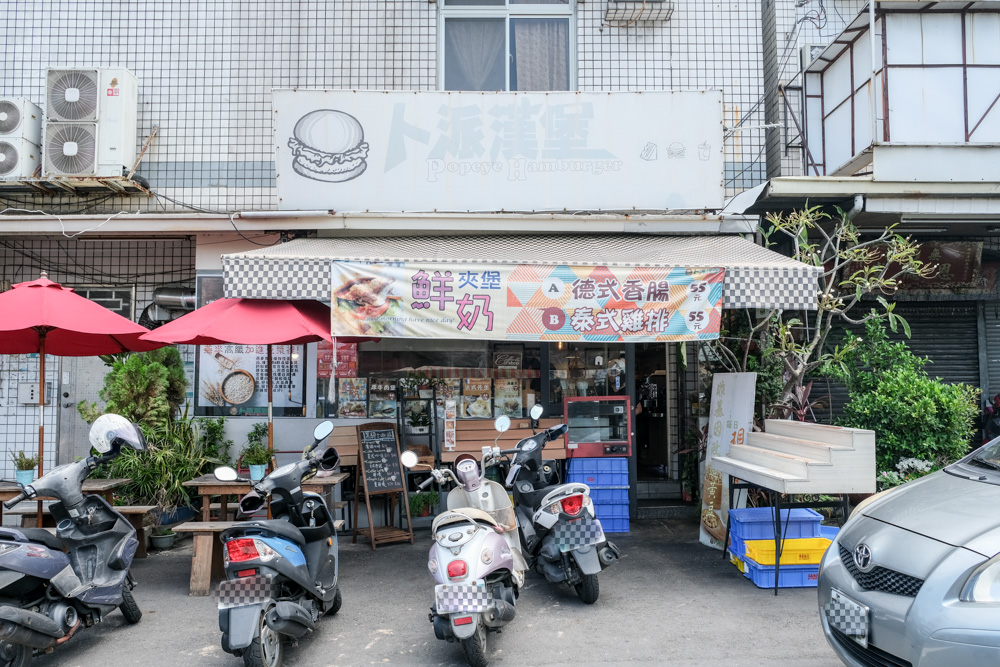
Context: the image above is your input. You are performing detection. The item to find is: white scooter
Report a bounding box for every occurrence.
[401,416,528,667]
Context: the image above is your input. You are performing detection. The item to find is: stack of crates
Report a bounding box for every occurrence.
[727,508,835,588]
[566,458,629,533]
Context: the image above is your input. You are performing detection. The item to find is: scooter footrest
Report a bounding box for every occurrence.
[434,582,489,614]
[217,575,275,609]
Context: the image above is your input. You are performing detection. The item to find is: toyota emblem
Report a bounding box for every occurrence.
[854,543,873,572]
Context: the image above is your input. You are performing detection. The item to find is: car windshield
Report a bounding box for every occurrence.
[949,436,1000,481]
[972,437,1000,468]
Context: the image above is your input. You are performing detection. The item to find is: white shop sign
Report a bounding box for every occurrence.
[273,90,724,213]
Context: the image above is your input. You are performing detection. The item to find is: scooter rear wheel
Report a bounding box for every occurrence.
[243,604,283,667]
[0,640,29,667]
[325,587,342,616]
[460,622,489,667]
[119,586,142,624]
[575,573,600,604]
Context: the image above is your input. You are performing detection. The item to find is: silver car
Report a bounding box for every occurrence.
[818,438,1000,666]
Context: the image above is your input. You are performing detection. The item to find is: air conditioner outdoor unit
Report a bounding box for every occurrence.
[0,97,42,180]
[43,67,138,178]
[800,43,827,71]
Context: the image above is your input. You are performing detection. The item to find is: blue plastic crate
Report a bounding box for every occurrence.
[600,517,630,533]
[727,508,823,541]
[742,559,820,588]
[589,487,629,504]
[566,458,629,488]
[728,532,748,559]
[594,503,628,520]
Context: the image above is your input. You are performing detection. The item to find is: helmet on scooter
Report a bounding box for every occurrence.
[89,414,148,454]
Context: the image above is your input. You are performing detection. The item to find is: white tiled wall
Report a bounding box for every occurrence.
[0,0,857,211]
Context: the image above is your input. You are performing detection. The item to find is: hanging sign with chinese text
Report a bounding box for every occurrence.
[273,90,724,212]
[331,261,723,342]
[699,372,757,550]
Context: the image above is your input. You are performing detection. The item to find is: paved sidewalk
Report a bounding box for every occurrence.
[35,516,842,666]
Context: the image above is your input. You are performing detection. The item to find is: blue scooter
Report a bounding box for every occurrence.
[0,414,146,667]
[214,421,341,667]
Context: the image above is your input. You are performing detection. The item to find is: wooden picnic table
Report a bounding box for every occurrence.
[0,478,130,521]
[177,471,350,595]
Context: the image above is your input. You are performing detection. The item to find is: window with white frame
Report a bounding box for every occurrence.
[441,0,572,92]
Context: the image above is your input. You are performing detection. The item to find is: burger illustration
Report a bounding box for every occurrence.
[288,109,369,182]
[334,275,402,336]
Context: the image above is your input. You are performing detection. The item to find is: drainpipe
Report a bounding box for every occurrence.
[870,1,879,145]
[845,194,865,221]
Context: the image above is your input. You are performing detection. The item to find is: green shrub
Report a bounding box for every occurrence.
[829,319,980,470]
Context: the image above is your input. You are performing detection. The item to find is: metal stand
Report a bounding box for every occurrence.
[723,475,849,596]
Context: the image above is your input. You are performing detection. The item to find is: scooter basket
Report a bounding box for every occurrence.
[434,582,490,614]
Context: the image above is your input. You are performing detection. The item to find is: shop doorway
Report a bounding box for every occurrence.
[635,343,673,487]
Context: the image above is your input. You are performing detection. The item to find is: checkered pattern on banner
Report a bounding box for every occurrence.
[553,519,607,553]
[434,583,490,614]
[222,257,329,301]
[217,575,276,610]
[825,592,869,647]
[725,267,820,311]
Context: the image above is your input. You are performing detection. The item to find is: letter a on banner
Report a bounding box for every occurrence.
[699,372,756,550]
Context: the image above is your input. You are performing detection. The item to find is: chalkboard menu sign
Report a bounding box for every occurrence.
[353,422,414,550]
[357,423,404,493]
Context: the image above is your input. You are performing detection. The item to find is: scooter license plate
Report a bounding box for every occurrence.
[553,518,606,553]
[435,582,490,614]
[217,574,275,609]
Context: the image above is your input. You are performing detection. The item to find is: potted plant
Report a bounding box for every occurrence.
[150,527,176,550]
[10,451,39,488]
[407,409,431,434]
[408,490,439,517]
[241,423,271,481]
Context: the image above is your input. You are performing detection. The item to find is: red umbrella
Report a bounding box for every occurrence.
[0,271,166,523]
[140,298,334,453]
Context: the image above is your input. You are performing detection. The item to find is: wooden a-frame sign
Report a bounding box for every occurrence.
[352,422,414,550]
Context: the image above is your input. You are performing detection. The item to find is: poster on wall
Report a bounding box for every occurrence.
[317,340,358,379]
[196,344,305,417]
[699,372,757,550]
[494,379,522,418]
[462,378,493,419]
[337,377,368,418]
[331,261,724,342]
[368,378,398,419]
[435,379,461,419]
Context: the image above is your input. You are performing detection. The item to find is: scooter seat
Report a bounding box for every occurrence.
[222,519,305,547]
[17,528,63,551]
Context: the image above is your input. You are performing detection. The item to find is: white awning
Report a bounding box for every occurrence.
[222,234,820,311]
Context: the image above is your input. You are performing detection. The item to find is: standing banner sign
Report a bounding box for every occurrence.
[699,372,757,550]
[331,261,723,342]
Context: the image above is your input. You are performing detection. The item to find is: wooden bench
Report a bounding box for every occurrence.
[444,418,567,463]
[174,518,346,596]
[12,503,158,558]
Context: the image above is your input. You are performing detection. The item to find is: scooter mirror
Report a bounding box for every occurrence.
[529,405,544,420]
[313,420,334,442]
[400,450,419,469]
[494,415,511,433]
[214,466,238,482]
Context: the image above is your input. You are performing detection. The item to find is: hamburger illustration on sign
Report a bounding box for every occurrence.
[287,109,369,182]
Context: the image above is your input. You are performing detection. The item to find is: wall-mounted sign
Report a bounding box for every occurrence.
[273,90,724,212]
[331,261,724,342]
[196,344,305,417]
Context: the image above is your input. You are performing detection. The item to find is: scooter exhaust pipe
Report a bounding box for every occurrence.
[481,599,516,628]
[264,601,316,639]
[0,608,64,650]
[599,541,622,567]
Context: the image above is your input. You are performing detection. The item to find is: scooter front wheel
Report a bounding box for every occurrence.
[460,621,489,667]
[0,640,29,667]
[575,573,599,604]
[242,604,283,667]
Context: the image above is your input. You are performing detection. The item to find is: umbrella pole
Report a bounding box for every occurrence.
[36,333,46,528]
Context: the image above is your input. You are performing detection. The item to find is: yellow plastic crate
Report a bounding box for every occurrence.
[744,537,832,566]
[728,552,746,573]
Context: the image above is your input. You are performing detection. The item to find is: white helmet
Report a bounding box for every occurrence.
[89,414,147,454]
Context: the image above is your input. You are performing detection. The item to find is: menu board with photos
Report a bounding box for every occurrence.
[368,378,398,419]
[337,377,368,418]
[435,378,461,419]
[494,379,522,418]
[463,378,493,419]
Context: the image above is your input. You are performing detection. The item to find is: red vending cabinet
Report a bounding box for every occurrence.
[563,396,631,458]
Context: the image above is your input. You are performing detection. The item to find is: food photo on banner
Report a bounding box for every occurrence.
[196,343,306,417]
[330,261,724,342]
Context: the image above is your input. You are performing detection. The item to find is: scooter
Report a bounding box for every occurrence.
[401,420,528,667]
[501,406,621,604]
[214,421,342,667]
[0,414,146,667]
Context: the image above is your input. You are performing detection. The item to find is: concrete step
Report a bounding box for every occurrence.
[636,503,697,520]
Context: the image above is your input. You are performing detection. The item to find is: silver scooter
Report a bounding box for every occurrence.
[401,416,527,667]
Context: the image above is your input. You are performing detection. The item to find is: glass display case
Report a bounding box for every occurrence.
[563,396,631,458]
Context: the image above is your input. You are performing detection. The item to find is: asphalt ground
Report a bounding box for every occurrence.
[33,517,843,666]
